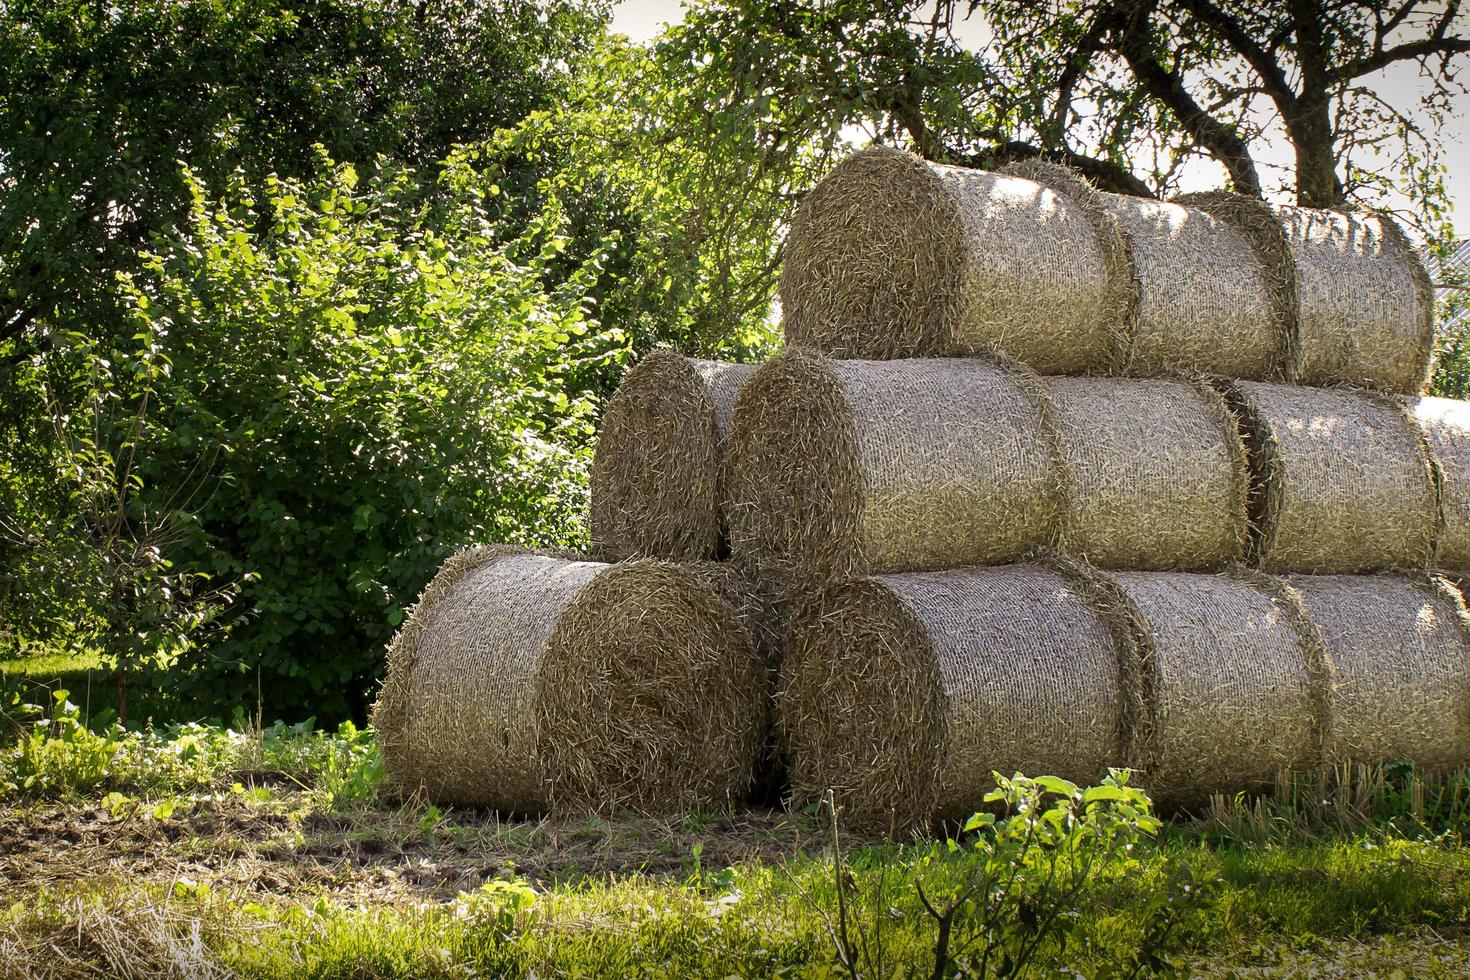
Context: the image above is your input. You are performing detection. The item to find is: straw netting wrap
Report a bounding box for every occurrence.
[589,351,757,562]
[1107,570,1323,806]
[1405,395,1470,571]
[1095,191,1279,377]
[371,548,764,813]
[725,349,1061,627]
[1175,191,1298,380]
[778,564,1130,835]
[998,160,1136,371]
[1223,380,1437,574]
[1288,573,1470,771]
[1275,205,1434,393]
[1042,375,1249,570]
[779,147,1126,372]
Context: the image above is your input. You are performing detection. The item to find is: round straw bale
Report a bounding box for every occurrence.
[780,147,1129,372]
[1288,572,1470,770]
[1404,395,1470,571]
[725,348,1061,627]
[1096,191,1280,377]
[1223,380,1437,574]
[371,547,763,814]
[1042,375,1249,570]
[779,564,1132,834]
[590,351,757,562]
[1176,191,1299,379]
[1108,569,1323,806]
[1275,206,1434,392]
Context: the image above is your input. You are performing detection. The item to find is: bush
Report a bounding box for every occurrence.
[112,154,622,720]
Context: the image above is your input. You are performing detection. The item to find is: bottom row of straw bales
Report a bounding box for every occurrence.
[782,564,1470,833]
[373,549,1470,834]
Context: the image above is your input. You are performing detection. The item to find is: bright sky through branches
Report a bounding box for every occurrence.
[611,0,1468,231]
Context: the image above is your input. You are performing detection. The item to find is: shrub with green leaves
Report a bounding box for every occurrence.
[113,155,621,719]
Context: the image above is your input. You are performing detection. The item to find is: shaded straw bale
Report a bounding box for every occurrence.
[1222,380,1436,574]
[780,147,1129,372]
[1107,569,1323,806]
[371,547,763,814]
[590,351,757,561]
[778,564,1131,835]
[1404,394,1470,571]
[1176,191,1299,379]
[1288,572,1470,770]
[1043,375,1249,570]
[1276,206,1434,392]
[1096,191,1280,377]
[725,348,1061,628]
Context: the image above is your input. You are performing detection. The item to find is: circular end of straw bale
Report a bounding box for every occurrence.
[725,347,863,626]
[781,146,965,358]
[1001,159,1138,371]
[1176,191,1299,381]
[1221,380,1437,574]
[537,560,765,814]
[590,350,722,562]
[779,578,944,835]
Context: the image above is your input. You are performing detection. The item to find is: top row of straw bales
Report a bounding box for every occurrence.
[781,147,1435,392]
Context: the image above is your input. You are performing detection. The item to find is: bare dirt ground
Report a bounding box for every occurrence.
[0,788,836,904]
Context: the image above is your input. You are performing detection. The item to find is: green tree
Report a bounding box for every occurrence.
[91,155,618,719]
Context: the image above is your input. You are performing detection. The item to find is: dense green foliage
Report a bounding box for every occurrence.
[1,0,1464,723]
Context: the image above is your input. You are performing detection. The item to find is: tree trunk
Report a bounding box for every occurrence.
[1287,99,1346,208]
[114,663,128,727]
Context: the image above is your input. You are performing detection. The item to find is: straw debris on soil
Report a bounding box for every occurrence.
[1042,375,1249,570]
[1221,380,1437,574]
[590,350,756,561]
[371,547,763,815]
[1289,572,1470,770]
[725,348,1061,630]
[780,147,1124,372]
[778,563,1129,835]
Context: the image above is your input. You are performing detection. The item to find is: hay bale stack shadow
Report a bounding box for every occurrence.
[780,146,1129,372]
[1404,394,1470,572]
[778,563,1136,836]
[1289,572,1470,771]
[1106,569,1325,808]
[1221,380,1437,574]
[590,351,756,561]
[1043,375,1249,570]
[725,349,1061,632]
[371,547,764,814]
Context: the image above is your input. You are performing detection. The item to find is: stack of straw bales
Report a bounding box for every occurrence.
[373,143,1466,830]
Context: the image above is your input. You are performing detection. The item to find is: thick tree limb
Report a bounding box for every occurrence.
[1174,0,1298,110]
[1111,1,1264,197]
[1338,6,1470,80]
[956,135,1158,196]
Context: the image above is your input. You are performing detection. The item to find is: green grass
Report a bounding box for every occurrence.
[4,714,1470,976]
[2,647,201,729]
